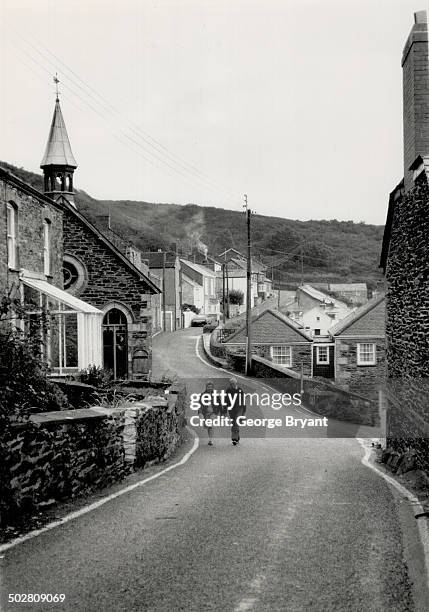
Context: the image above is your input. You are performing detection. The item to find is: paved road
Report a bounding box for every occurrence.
[2,328,426,611]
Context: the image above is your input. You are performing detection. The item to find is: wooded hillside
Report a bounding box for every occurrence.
[1,162,385,289]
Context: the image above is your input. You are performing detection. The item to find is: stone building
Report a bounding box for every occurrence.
[380,11,429,466]
[224,309,313,376]
[39,96,160,379]
[329,295,386,400]
[0,166,103,373]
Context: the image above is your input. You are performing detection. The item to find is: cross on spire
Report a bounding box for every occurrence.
[53,73,60,100]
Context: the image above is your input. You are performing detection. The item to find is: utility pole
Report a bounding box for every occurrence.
[222,263,226,324]
[300,239,304,286]
[226,262,230,319]
[162,251,167,332]
[244,194,252,376]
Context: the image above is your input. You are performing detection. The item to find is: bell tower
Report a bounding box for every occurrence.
[41,76,78,206]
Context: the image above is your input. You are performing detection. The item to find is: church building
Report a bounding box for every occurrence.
[39,95,160,380]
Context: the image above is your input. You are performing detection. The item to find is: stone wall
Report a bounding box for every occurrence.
[385,181,429,462]
[0,173,63,294]
[227,354,378,427]
[1,385,186,527]
[334,338,386,401]
[63,208,155,378]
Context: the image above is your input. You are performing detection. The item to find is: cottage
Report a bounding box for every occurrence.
[224,309,313,376]
[329,295,386,400]
[39,96,160,379]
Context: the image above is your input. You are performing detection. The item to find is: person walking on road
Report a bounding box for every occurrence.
[199,381,217,446]
[225,377,246,445]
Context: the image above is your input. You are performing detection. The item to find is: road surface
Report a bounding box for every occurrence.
[2,328,427,611]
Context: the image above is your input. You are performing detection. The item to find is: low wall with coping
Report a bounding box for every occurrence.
[0,384,186,527]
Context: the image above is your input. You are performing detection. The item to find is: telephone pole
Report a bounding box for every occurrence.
[222,263,226,324]
[244,194,252,376]
[225,262,230,319]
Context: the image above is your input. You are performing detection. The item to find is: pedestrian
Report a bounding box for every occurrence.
[225,377,246,445]
[199,381,217,446]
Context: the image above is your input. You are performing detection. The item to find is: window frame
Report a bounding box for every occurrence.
[270,345,292,367]
[316,345,330,365]
[7,202,18,269]
[357,342,376,366]
[43,219,51,276]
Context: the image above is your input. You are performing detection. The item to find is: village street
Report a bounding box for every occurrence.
[2,328,425,611]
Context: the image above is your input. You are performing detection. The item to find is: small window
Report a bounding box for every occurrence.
[270,345,292,367]
[316,346,329,365]
[43,219,51,276]
[357,343,376,366]
[141,301,148,309]
[7,203,18,269]
[314,329,321,336]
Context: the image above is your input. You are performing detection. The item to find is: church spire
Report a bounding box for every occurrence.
[41,76,77,206]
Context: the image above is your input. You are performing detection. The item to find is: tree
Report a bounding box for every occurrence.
[228,289,244,305]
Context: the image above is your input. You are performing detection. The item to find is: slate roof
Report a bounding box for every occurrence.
[299,284,335,303]
[329,294,385,336]
[225,308,313,344]
[380,180,404,273]
[330,283,367,292]
[180,259,218,277]
[40,99,77,168]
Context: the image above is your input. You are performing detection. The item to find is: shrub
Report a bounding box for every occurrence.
[0,325,69,422]
[77,365,113,389]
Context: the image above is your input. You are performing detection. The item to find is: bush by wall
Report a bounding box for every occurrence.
[0,384,187,532]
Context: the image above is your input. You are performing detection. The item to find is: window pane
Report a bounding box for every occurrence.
[64,313,78,367]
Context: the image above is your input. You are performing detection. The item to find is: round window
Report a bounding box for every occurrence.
[63,261,79,289]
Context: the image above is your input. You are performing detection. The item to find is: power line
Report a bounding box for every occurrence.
[12,31,242,208]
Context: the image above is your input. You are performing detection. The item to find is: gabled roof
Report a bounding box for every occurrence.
[40,99,77,168]
[57,196,160,294]
[141,251,178,268]
[225,308,313,343]
[218,247,244,260]
[180,259,218,277]
[380,180,404,273]
[0,166,63,211]
[329,283,367,292]
[329,294,385,336]
[299,284,335,304]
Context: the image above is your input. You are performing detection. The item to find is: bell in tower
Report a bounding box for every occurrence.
[40,78,77,206]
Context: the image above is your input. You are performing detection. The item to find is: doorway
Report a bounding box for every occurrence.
[103,308,128,379]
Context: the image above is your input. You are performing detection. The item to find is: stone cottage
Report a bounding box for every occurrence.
[329,295,386,400]
[380,10,429,466]
[0,166,103,373]
[224,308,313,376]
[39,96,160,379]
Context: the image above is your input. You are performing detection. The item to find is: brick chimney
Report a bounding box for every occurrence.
[402,10,429,190]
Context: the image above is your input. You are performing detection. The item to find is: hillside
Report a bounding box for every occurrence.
[1,162,385,289]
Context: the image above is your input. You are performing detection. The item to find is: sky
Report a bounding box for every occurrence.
[0,0,425,224]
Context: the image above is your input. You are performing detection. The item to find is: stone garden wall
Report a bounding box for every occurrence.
[1,385,186,528]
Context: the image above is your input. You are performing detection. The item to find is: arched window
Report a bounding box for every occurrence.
[6,202,18,269]
[43,219,51,276]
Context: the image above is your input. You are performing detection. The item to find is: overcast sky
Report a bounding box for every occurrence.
[0,1,424,224]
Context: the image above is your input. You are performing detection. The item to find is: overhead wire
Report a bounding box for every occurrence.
[11,30,242,208]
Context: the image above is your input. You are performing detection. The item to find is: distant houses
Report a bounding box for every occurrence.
[286,284,352,336]
[180,259,220,319]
